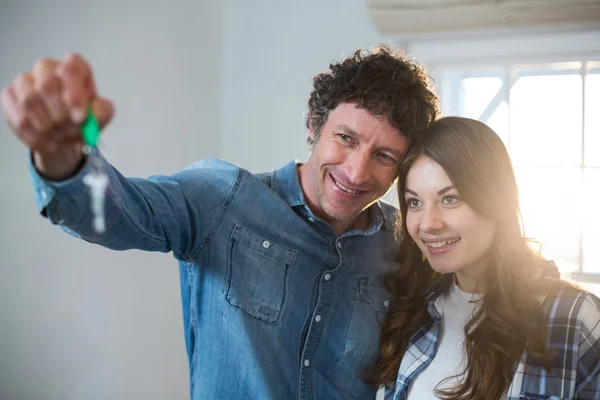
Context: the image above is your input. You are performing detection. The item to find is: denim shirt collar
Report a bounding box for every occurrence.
[271,160,306,208]
[272,160,396,232]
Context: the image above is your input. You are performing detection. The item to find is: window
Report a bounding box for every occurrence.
[434,59,600,281]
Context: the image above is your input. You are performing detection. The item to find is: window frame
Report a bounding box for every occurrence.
[401,31,600,282]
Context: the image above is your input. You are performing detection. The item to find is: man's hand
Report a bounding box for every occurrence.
[1,53,114,180]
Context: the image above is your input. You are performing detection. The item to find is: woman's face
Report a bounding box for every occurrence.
[404,156,496,280]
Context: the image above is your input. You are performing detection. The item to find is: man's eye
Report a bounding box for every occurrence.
[378,153,396,164]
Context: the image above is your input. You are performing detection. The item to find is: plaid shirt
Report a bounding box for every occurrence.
[379,276,600,400]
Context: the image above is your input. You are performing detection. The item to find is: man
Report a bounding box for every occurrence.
[1,45,439,399]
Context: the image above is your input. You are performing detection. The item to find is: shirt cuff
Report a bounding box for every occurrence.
[27,147,103,216]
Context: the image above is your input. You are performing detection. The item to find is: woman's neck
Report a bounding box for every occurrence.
[454,270,485,294]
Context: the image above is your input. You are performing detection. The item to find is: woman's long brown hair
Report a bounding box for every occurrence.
[368,117,562,400]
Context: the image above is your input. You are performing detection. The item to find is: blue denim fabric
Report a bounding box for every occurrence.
[29,149,400,400]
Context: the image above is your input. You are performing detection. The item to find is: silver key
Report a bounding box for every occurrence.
[83,159,109,233]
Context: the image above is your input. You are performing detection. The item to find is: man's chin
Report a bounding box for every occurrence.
[323,206,363,222]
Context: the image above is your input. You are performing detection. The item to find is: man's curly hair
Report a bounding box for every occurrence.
[306,44,439,146]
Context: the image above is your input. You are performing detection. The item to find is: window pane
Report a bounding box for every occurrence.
[585,74,600,167]
[583,168,600,273]
[461,77,509,146]
[510,75,582,167]
[461,77,503,119]
[515,166,581,273]
[486,100,509,147]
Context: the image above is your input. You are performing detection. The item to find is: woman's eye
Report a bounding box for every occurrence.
[406,198,421,208]
[442,196,460,205]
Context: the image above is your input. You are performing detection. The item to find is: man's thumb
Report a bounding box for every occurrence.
[92,97,114,130]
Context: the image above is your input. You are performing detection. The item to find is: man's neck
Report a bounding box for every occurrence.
[329,210,370,237]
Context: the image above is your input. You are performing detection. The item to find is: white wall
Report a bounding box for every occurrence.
[0,0,385,399]
[219,0,384,173]
[0,1,221,399]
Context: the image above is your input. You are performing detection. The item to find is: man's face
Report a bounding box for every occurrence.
[301,103,409,225]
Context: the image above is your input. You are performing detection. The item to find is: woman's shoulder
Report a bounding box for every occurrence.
[543,281,600,337]
[549,280,599,301]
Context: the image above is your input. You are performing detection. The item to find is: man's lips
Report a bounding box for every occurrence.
[329,173,369,195]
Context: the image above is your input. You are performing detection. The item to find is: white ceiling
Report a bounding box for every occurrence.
[368,0,600,37]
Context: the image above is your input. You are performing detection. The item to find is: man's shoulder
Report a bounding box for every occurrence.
[252,169,276,189]
[377,199,399,229]
[182,157,241,173]
[377,199,398,214]
[173,158,287,196]
[181,158,283,179]
[169,158,246,195]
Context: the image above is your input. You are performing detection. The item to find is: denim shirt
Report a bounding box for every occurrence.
[29,150,400,400]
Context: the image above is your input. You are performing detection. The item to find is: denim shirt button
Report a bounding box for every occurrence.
[384,300,390,307]
[337,242,342,249]
[262,240,270,248]
[315,315,321,322]
[324,273,331,281]
[304,359,310,367]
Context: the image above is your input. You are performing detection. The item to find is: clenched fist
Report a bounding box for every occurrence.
[1,53,114,180]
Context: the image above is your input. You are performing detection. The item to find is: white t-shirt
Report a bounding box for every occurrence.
[406,282,482,399]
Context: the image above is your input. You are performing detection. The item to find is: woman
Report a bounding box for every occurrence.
[371,117,600,399]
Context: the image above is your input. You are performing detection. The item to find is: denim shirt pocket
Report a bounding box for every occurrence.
[345,276,391,360]
[225,224,297,324]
